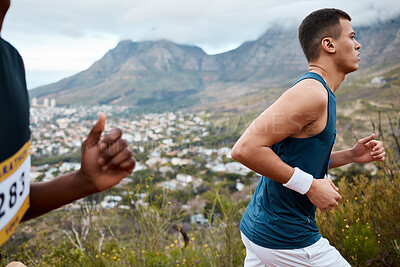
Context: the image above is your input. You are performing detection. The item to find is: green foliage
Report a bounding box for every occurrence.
[31,153,81,166]
[1,178,249,266]
[317,153,400,266]
[200,185,248,266]
[342,223,379,263]
[2,157,400,267]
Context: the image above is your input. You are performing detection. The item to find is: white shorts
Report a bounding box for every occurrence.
[241,232,351,267]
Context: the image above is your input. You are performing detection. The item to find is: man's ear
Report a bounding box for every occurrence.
[321,37,336,54]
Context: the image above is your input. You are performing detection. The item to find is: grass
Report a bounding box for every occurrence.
[2,183,248,267]
[317,150,400,266]
[2,108,400,266]
[2,154,399,267]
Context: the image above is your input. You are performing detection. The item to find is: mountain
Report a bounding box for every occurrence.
[30,40,214,111]
[29,16,400,112]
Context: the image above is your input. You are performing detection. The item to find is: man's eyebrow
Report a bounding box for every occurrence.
[350,31,356,36]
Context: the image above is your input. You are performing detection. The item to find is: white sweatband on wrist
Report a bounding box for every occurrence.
[283,167,314,194]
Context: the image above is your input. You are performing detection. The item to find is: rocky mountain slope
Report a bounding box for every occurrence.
[30,16,400,113]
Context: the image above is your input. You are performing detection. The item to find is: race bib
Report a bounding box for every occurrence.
[0,141,30,246]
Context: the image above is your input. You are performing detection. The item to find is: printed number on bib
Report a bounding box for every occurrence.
[0,141,31,246]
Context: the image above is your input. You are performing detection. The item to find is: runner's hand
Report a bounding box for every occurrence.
[306,178,341,212]
[79,113,135,192]
[351,133,385,163]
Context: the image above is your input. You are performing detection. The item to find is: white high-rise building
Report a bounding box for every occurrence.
[32,97,38,107]
[50,98,56,107]
[43,98,49,107]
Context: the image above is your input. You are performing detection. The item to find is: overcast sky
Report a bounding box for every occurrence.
[2,0,400,89]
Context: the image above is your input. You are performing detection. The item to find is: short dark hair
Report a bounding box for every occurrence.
[298,8,351,62]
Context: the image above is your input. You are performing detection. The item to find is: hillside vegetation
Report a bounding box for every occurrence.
[2,156,399,267]
[2,115,400,266]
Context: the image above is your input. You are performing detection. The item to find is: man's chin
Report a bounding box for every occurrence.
[346,64,359,74]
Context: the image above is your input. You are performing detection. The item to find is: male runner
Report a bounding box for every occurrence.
[231,8,385,266]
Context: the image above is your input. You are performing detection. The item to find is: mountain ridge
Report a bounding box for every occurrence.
[30,16,400,112]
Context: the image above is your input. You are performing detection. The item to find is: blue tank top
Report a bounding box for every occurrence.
[240,72,337,249]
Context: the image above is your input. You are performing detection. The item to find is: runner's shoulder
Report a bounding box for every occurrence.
[285,79,328,108]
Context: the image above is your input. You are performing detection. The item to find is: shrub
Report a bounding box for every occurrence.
[1,159,399,266]
[316,152,400,266]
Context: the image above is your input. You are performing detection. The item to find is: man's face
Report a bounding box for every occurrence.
[335,18,362,74]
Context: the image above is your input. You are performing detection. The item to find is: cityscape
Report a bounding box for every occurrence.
[29,104,255,217]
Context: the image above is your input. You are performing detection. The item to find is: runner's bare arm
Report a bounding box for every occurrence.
[232,80,326,182]
[329,133,385,169]
[232,80,341,211]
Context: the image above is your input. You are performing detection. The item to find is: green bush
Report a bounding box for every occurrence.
[317,153,400,266]
[1,159,399,266]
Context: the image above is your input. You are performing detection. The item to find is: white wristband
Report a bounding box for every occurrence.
[283,167,314,195]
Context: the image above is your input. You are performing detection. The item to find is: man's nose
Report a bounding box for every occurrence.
[355,39,361,50]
